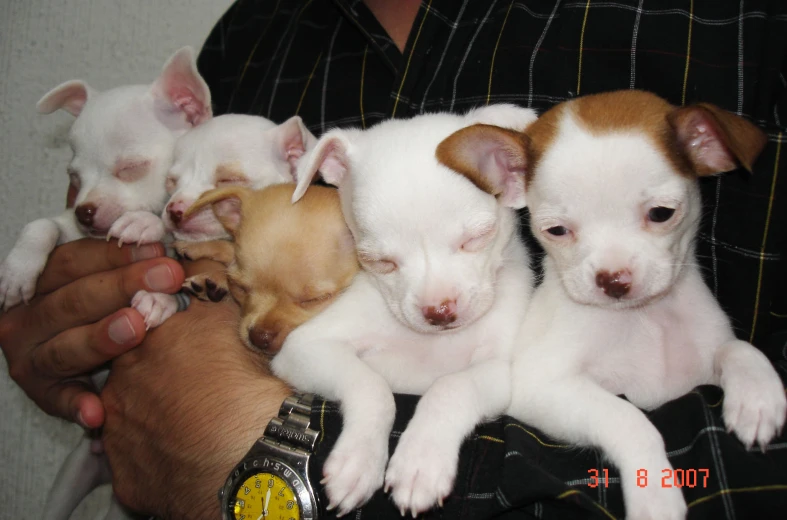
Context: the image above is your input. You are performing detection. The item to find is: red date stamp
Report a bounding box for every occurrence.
[588,468,710,488]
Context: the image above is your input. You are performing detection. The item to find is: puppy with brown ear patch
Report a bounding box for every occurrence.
[179,183,359,354]
[439,90,785,520]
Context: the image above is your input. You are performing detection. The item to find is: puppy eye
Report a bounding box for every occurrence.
[165,176,178,194]
[647,206,675,223]
[545,226,569,237]
[299,292,334,308]
[115,160,151,182]
[461,227,496,252]
[217,177,248,186]
[358,254,398,274]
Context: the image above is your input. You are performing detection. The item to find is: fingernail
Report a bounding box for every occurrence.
[108,315,137,345]
[145,264,175,291]
[76,410,89,428]
[131,244,160,261]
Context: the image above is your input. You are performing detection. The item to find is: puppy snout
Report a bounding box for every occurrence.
[248,326,279,353]
[75,203,97,227]
[595,270,632,299]
[167,203,184,226]
[422,299,458,327]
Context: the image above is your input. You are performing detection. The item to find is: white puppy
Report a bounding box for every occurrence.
[0,47,210,316]
[20,48,212,520]
[443,90,786,520]
[271,105,537,516]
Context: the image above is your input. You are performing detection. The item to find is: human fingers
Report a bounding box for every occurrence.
[36,239,166,294]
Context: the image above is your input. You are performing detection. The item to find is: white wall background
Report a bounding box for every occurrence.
[0,1,233,518]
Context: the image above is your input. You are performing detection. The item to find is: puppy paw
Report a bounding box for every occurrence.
[131,290,179,328]
[623,468,687,520]
[384,425,457,515]
[173,240,198,260]
[108,212,166,246]
[722,355,787,449]
[322,431,388,516]
[182,273,229,302]
[0,249,46,310]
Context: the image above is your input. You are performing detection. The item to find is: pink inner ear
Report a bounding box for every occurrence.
[680,112,737,173]
[167,83,210,126]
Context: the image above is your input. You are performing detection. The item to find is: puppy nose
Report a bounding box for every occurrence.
[167,203,183,226]
[422,299,457,327]
[75,203,97,227]
[595,270,632,299]
[248,326,279,353]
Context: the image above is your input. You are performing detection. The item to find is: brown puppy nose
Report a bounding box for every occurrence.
[75,203,97,227]
[167,204,183,226]
[595,270,632,299]
[422,299,458,327]
[248,326,279,353]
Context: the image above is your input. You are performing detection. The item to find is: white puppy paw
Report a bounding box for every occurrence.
[131,290,178,329]
[623,469,687,520]
[722,356,787,449]
[0,248,47,310]
[322,431,388,516]
[384,426,457,516]
[108,211,166,246]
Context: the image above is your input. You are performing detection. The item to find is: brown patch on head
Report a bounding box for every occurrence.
[527,90,768,183]
[230,184,360,353]
[214,162,249,185]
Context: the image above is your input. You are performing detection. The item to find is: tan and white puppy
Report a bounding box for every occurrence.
[178,183,359,354]
[132,113,317,326]
[444,90,785,520]
[270,105,538,516]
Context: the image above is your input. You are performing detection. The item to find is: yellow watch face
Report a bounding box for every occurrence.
[232,472,300,520]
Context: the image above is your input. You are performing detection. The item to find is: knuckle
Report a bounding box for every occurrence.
[58,288,90,321]
[55,248,81,281]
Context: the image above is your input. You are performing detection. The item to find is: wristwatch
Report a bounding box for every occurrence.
[219,393,321,520]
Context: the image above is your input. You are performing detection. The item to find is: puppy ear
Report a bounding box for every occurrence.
[185,186,249,236]
[436,124,529,209]
[292,130,352,203]
[273,116,318,180]
[37,80,96,117]
[151,46,213,129]
[465,104,538,132]
[667,103,767,175]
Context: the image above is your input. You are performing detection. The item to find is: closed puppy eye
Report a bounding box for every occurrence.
[647,206,676,223]
[298,292,334,308]
[358,253,398,274]
[216,177,249,186]
[114,160,151,182]
[461,226,496,252]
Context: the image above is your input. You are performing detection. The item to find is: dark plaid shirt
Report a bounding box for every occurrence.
[198,1,787,518]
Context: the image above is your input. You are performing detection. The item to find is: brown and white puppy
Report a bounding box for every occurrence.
[177,183,359,354]
[442,90,784,520]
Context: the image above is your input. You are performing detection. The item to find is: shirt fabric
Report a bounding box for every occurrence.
[197,1,787,518]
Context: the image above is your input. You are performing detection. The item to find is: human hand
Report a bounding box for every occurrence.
[102,259,291,520]
[0,238,184,428]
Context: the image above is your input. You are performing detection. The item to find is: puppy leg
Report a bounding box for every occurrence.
[44,434,112,520]
[107,211,166,246]
[182,270,229,302]
[716,339,787,449]
[385,359,511,515]
[0,210,77,310]
[173,240,234,265]
[271,339,395,516]
[509,377,687,520]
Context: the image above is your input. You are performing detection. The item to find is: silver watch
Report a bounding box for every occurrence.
[219,394,320,520]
